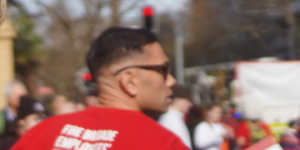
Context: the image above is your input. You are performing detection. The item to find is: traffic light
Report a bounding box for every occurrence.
[143,6,154,31]
[75,68,97,94]
[81,72,92,82]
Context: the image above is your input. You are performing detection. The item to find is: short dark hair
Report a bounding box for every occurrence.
[86,27,158,79]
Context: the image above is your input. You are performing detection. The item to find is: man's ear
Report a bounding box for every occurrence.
[118,71,138,97]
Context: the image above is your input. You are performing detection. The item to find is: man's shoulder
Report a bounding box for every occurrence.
[12,108,189,150]
[11,111,89,149]
[127,116,189,149]
[138,114,183,138]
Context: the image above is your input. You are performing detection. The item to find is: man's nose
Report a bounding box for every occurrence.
[166,74,176,87]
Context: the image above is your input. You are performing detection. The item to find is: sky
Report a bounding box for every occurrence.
[20,0,187,17]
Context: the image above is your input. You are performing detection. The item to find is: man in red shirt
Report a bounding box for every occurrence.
[11,27,189,150]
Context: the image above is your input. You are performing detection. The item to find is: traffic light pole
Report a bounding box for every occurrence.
[143,5,185,84]
[175,24,185,84]
[143,6,154,31]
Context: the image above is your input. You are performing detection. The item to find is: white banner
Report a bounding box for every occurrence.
[233,61,300,123]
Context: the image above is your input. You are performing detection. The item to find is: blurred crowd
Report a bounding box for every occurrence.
[1,80,300,150]
[190,103,300,150]
[157,85,300,150]
[0,80,99,149]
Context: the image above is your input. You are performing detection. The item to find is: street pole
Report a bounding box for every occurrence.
[286,0,295,59]
[175,24,184,84]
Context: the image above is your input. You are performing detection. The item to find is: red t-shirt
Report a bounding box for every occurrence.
[11,107,189,150]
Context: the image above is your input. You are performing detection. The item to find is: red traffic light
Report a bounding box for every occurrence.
[143,6,154,17]
[82,72,92,81]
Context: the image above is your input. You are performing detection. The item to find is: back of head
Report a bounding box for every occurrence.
[86,27,158,80]
[86,27,175,113]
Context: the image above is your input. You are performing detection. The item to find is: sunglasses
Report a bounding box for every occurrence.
[114,63,170,80]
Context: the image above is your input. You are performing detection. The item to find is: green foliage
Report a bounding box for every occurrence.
[8,2,43,75]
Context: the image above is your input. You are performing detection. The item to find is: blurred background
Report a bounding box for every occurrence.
[1,0,300,120]
[2,0,300,103]
[2,0,300,121]
[2,0,300,149]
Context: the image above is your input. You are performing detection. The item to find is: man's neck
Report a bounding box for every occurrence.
[97,77,141,111]
[98,92,140,111]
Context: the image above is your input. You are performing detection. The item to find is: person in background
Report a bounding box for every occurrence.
[194,104,233,150]
[235,117,273,149]
[159,84,193,148]
[1,81,27,136]
[222,103,240,130]
[291,119,300,144]
[279,120,300,150]
[44,95,77,116]
[0,95,45,150]
[221,103,242,150]
[36,86,55,102]
[16,96,45,135]
[84,86,99,106]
